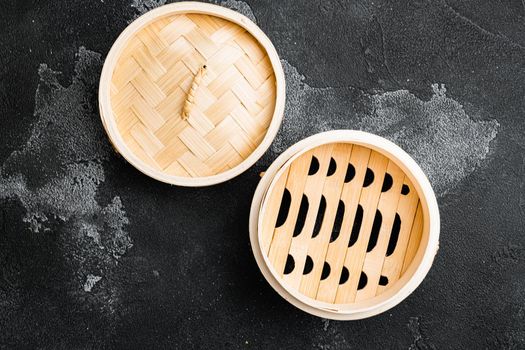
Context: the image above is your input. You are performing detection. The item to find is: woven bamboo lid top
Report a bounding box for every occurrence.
[99,3,285,186]
[259,141,424,306]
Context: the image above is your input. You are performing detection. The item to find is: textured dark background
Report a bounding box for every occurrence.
[0,0,524,349]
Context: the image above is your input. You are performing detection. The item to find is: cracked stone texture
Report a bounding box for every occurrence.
[0,0,524,349]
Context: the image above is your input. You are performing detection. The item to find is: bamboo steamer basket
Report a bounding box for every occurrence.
[99,2,285,186]
[249,131,440,320]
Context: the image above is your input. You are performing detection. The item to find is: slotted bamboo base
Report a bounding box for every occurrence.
[250,131,439,320]
[99,2,285,186]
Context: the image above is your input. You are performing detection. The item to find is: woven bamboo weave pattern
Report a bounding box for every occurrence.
[261,143,423,304]
[110,13,277,177]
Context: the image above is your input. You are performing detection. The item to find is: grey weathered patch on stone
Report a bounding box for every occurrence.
[217,0,257,22]
[131,0,166,17]
[360,84,499,195]
[0,47,132,316]
[408,317,436,350]
[272,60,499,196]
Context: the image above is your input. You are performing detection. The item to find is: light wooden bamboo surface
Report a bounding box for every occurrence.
[109,12,277,178]
[260,142,424,305]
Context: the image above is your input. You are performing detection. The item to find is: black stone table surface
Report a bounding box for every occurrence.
[0,0,524,348]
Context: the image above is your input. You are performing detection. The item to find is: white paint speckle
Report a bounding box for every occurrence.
[322,318,330,331]
[84,274,102,292]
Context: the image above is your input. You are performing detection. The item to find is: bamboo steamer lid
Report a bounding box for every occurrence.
[250,131,440,320]
[99,2,285,186]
